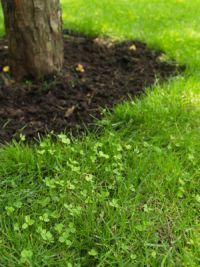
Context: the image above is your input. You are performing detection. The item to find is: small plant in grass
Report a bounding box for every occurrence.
[22,215,35,229]
[20,249,33,264]
[37,227,54,243]
[5,206,15,216]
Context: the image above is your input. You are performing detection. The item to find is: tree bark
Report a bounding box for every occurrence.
[1,0,64,81]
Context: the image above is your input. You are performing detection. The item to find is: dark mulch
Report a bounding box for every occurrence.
[0,32,183,143]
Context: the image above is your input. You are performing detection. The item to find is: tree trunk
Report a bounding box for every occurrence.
[1,0,64,81]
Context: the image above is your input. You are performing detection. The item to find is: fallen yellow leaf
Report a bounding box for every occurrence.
[75,63,85,73]
[129,44,137,51]
[3,65,10,73]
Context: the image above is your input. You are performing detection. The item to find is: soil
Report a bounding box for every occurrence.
[0,32,183,143]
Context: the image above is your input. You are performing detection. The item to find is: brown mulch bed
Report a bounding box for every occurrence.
[0,32,183,143]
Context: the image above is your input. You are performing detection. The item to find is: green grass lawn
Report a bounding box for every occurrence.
[0,1,200,266]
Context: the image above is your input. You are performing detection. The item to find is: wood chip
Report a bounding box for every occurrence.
[64,105,75,118]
